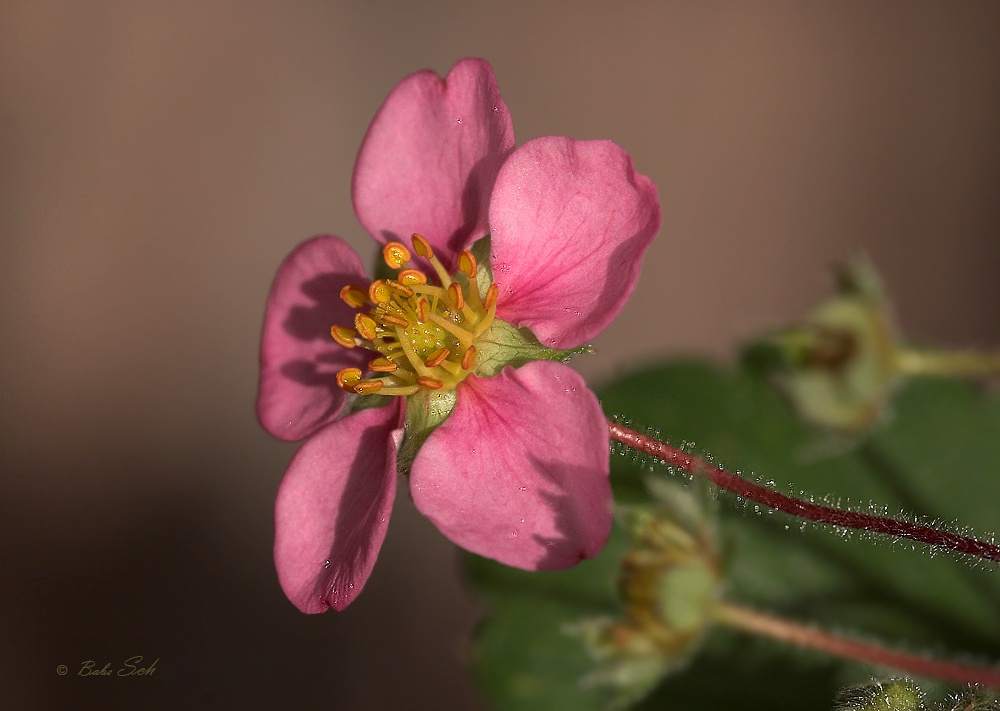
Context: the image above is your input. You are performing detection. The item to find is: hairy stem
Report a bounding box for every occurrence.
[607,420,1000,563]
[716,602,1000,687]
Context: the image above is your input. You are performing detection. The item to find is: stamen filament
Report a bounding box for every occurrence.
[428,312,475,349]
[377,383,420,396]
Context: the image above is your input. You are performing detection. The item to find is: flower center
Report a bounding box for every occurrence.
[331,234,498,397]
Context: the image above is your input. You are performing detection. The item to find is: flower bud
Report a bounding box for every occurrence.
[745,257,897,433]
[568,482,721,708]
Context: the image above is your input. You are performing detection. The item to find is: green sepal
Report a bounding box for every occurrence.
[834,678,923,711]
[396,387,457,476]
[470,234,495,301]
[339,392,394,417]
[476,318,593,377]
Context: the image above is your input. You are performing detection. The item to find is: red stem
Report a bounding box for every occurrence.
[608,420,1000,563]
[717,603,1000,687]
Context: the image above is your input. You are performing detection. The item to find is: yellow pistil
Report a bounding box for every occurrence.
[327,234,498,398]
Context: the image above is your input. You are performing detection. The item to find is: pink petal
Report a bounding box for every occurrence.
[352,58,515,264]
[410,361,612,570]
[257,235,373,442]
[274,402,403,613]
[489,137,661,349]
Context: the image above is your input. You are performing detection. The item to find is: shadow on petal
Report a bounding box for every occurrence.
[525,452,613,571]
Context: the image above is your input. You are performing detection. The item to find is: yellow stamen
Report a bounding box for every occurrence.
[327,236,500,398]
[353,379,384,395]
[380,313,409,328]
[382,242,411,269]
[340,285,368,309]
[424,347,451,368]
[355,313,378,340]
[398,269,428,286]
[484,283,498,311]
[330,325,357,348]
[368,280,392,305]
[368,357,397,372]
[386,280,414,298]
[411,233,434,259]
[336,367,362,391]
[458,249,477,278]
[461,345,477,370]
[449,282,465,310]
[416,376,443,390]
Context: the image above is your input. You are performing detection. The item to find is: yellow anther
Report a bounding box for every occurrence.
[448,282,465,310]
[340,285,368,309]
[336,367,362,391]
[416,376,444,390]
[368,357,398,372]
[382,242,411,269]
[385,280,414,298]
[461,345,477,371]
[416,298,429,323]
[484,283,499,310]
[354,379,384,395]
[458,250,477,278]
[398,269,428,286]
[330,325,357,348]
[355,313,378,340]
[368,280,392,305]
[411,233,434,259]
[424,347,451,368]
[380,313,409,328]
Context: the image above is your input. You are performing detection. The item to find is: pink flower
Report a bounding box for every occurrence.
[257,58,660,612]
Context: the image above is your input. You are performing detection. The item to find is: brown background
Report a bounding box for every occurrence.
[2,1,998,709]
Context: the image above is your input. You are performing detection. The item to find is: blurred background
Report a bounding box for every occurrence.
[2,1,998,708]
